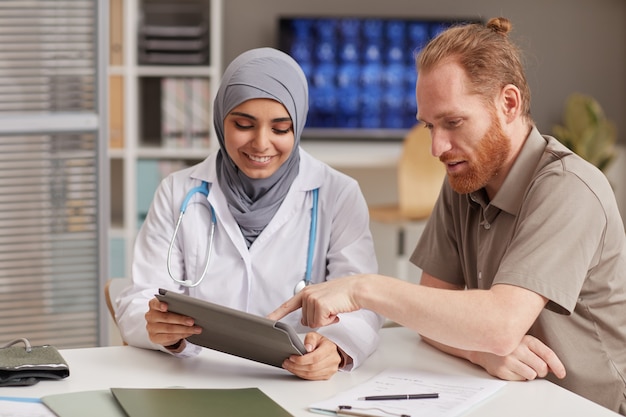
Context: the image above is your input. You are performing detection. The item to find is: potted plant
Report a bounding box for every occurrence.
[552,92,617,173]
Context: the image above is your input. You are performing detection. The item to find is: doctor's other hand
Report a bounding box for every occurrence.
[145,297,202,349]
[282,332,343,380]
[268,276,365,328]
[468,334,566,381]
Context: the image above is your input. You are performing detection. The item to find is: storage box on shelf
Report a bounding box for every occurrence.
[108,0,222,279]
[138,2,210,65]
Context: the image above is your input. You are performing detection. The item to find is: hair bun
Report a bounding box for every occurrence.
[486,17,512,35]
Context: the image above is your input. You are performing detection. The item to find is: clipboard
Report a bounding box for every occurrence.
[155,289,306,368]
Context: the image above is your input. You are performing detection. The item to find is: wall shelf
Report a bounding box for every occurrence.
[107,0,223,278]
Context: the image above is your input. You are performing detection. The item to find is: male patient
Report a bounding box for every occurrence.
[270,17,626,415]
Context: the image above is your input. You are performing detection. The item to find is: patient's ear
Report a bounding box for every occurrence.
[499,84,522,123]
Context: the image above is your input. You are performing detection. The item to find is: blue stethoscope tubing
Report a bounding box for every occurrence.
[294,186,318,294]
[305,187,318,284]
[167,180,319,293]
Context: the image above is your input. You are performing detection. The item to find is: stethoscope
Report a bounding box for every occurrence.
[167,180,319,294]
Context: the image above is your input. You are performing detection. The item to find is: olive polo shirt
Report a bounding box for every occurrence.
[410,127,626,414]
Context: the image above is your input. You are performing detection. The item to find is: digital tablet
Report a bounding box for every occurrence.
[155,289,306,368]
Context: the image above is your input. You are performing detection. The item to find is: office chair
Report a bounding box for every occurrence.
[369,123,446,282]
[104,277,131,345]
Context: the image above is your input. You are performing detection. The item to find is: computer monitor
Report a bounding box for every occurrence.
[278,16,479,139]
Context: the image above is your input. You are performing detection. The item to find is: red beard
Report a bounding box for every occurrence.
[441,117,511,195]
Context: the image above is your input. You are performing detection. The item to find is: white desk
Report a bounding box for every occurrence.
[0,327,619,416]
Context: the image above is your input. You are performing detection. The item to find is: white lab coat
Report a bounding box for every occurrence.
[116,149,384,370]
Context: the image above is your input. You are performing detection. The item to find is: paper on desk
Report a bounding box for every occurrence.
[310,368,506,417]
[0,397,56,417]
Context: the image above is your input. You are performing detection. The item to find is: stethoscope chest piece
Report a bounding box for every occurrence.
[294,279,307,295]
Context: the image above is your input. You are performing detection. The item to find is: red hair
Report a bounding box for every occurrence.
[417,17,532,123]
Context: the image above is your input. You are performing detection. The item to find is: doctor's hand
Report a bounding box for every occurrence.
[282,332,344,380]
[468,335,566,381]
[145,297,202,349]
[268,276,364,328]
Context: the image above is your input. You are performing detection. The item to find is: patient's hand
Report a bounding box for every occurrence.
[145,297,202,349]
[469,334,566,381]
[281,332,343,380]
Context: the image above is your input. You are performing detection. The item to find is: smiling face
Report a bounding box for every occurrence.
[223,98,295,179]
[416,59,511,196]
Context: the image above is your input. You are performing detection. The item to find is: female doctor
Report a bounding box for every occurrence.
[115,47,384,380]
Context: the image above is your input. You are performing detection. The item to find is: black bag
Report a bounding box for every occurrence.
[0,338,70,386]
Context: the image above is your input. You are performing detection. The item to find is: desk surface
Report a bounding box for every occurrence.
[0,327,618,416]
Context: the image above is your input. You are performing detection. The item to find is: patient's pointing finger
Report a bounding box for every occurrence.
[267,293,303,321]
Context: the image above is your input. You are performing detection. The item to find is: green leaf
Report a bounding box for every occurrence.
[551,93,617,172]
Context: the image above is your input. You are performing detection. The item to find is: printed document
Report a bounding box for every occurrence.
[310,368,506,417]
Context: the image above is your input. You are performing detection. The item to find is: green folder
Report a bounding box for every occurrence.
[111,387,293,417]
[42,387,293,417]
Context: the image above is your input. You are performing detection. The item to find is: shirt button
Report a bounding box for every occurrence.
[484,222,491,230]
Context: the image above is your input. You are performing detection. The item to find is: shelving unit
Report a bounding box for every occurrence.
[107,0,223,278]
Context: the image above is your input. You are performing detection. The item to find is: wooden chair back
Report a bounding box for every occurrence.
[397,124,447,219]
[104,278,131,345]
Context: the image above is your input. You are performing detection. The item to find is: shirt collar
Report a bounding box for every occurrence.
[469,126,548,215]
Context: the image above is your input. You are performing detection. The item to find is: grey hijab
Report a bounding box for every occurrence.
[213,47,309,248]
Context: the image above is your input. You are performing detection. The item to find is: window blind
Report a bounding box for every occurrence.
[0,0,105,348]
